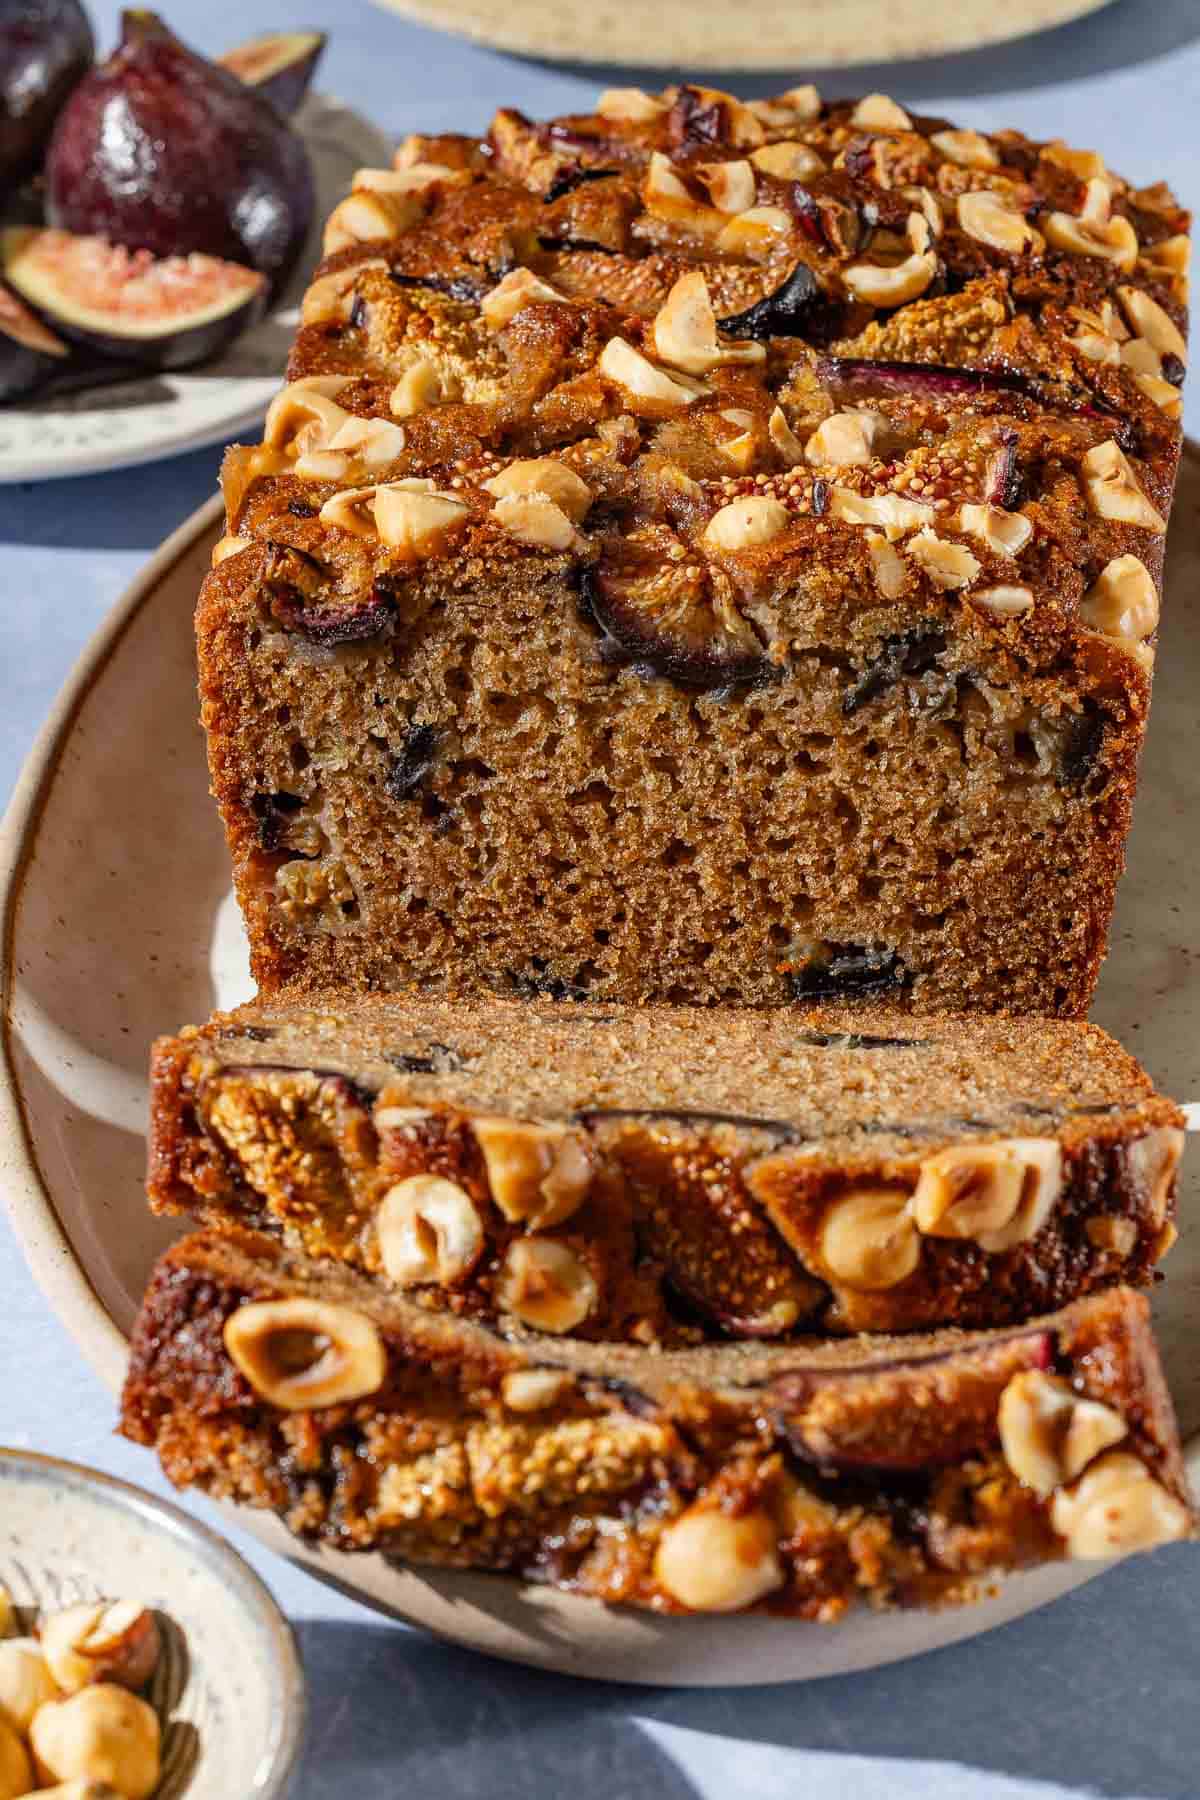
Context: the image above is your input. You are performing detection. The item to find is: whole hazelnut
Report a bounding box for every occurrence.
[40,1602,161,1696]
[0,1635,58,1732]
[30,1685,161,1800]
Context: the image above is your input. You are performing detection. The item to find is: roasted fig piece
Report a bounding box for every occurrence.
[0,226,266,370]
[0,0,93,188]
[582,527,772,690]
[218,28,326,117]
[719,261,843,344]
[783,940,909,1001]
[0,275,68,400]
[45,10,314,291]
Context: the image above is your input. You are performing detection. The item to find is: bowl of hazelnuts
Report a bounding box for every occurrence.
[0,1448,304,1799]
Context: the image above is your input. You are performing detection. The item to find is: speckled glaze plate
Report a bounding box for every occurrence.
[0,95,389,486]
[370,0,1111,72]
[0,1448,304,1797]
[1,458,1198,1685]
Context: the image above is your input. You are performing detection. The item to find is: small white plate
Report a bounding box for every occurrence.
[0,1447,304,1798]
[0,95,389,485]
[1,466,1198,1684]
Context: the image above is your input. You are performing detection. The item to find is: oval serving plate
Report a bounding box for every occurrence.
[0,95,389,486]
[1,462,1198,1686]
[370,0,1111,73]
[0,1447,304,1798]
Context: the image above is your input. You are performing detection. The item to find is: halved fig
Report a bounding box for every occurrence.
[822,355,1136,444]
[0,0,93,188]
[719,261,843,344]
[581,526,772,690]
[0,276,68,400]
[219,29,326,117]
[0,226,267,370]
[770,1329,1053,1471]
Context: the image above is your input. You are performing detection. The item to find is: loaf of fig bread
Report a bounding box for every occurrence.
[120,1231,1194,1618]
[199,85,1189,1014]
[148,993,1185,1337]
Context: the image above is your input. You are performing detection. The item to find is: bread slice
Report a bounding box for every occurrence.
[119,1229,1194,1619]
[198,87,1188,1014]
[148,993,1185,1336]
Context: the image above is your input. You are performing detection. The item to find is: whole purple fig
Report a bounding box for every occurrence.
[44,10,314,292]
[0,0,94,187]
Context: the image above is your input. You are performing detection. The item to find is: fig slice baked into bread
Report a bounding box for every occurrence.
[148,994,1185,1337]
[119,1230,1194,1619]
[197,85,1189,1014]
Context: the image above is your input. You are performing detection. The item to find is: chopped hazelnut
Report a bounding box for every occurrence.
[959,502,1033,558]
[491,495,576,550]
[972,585,1034,616]
[496,1238,598,1334]
[377,1173,485,1286]
[831,488,936,532]
[654,1504,783,1611]
[850,93,913,132]
[957,189,1043,256]
[1080,554,1159,646]
[0,1716,31,1800]
[751,142,825,181]
[263,375,353,454]
[323,187,423,254]
[1050,1452,1191,1559]
[353,162,469,195]
[315,484,379,537]
[931,128,999,170]
[715,205,792,258]
[704,495,789,551]
[1140,233,1191,301]
[30,1686,161,1800]
[778,83,821,122]
[481,268,565,328]
[804,409,881,468]
[301,257,388,326]
[599,336,706,409]
[768,405,806,467]
[486,458,592,523]
[1132,372,1184,418]
[1045,180,1138,271]
[0,1637,57,1732]
[296,414,407,480]
[595,86,668,122]
[865,529,907,598]
[651,272,764,376]
[843,244,938,307]
[501,1368,576,1412]
[1127,1125,1185,1225]
[698,159,756,215]
[373,480,471,555]
[211,534,252,566]
[1117,285,1187,365]
[911,1138,1063,1252]
[820,1188,921,1290]
[1081,440,1166,531]
[904,527,982,591]
[223,1297,387,1410]
[472,1117,592,1228]
[998,1369,1127,1496]
[390,359,462,419]
[40,1604,160,1696]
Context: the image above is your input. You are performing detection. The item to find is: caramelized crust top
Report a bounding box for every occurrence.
[212,84,1190,688]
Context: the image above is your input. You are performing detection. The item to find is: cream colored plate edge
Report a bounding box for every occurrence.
[369,0,1110,72]
[2,459,1197,1686]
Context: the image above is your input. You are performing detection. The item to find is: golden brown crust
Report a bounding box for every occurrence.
[118,1230,1194,1617]
[145,995,1185,1338]
[195,87,1189,1013]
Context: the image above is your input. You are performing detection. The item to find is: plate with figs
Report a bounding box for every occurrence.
[0,7,388,482]
[1,462,1198,1683]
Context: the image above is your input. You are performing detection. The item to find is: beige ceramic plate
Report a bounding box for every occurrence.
[0,1448,304,1797]
[1,460,1198,1685]
[371,0,1110,72]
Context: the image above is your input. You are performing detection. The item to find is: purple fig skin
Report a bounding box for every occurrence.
[0,0,93,187]
[45,10,314,293]
[0,275,69,401]
[218,29,326,118]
